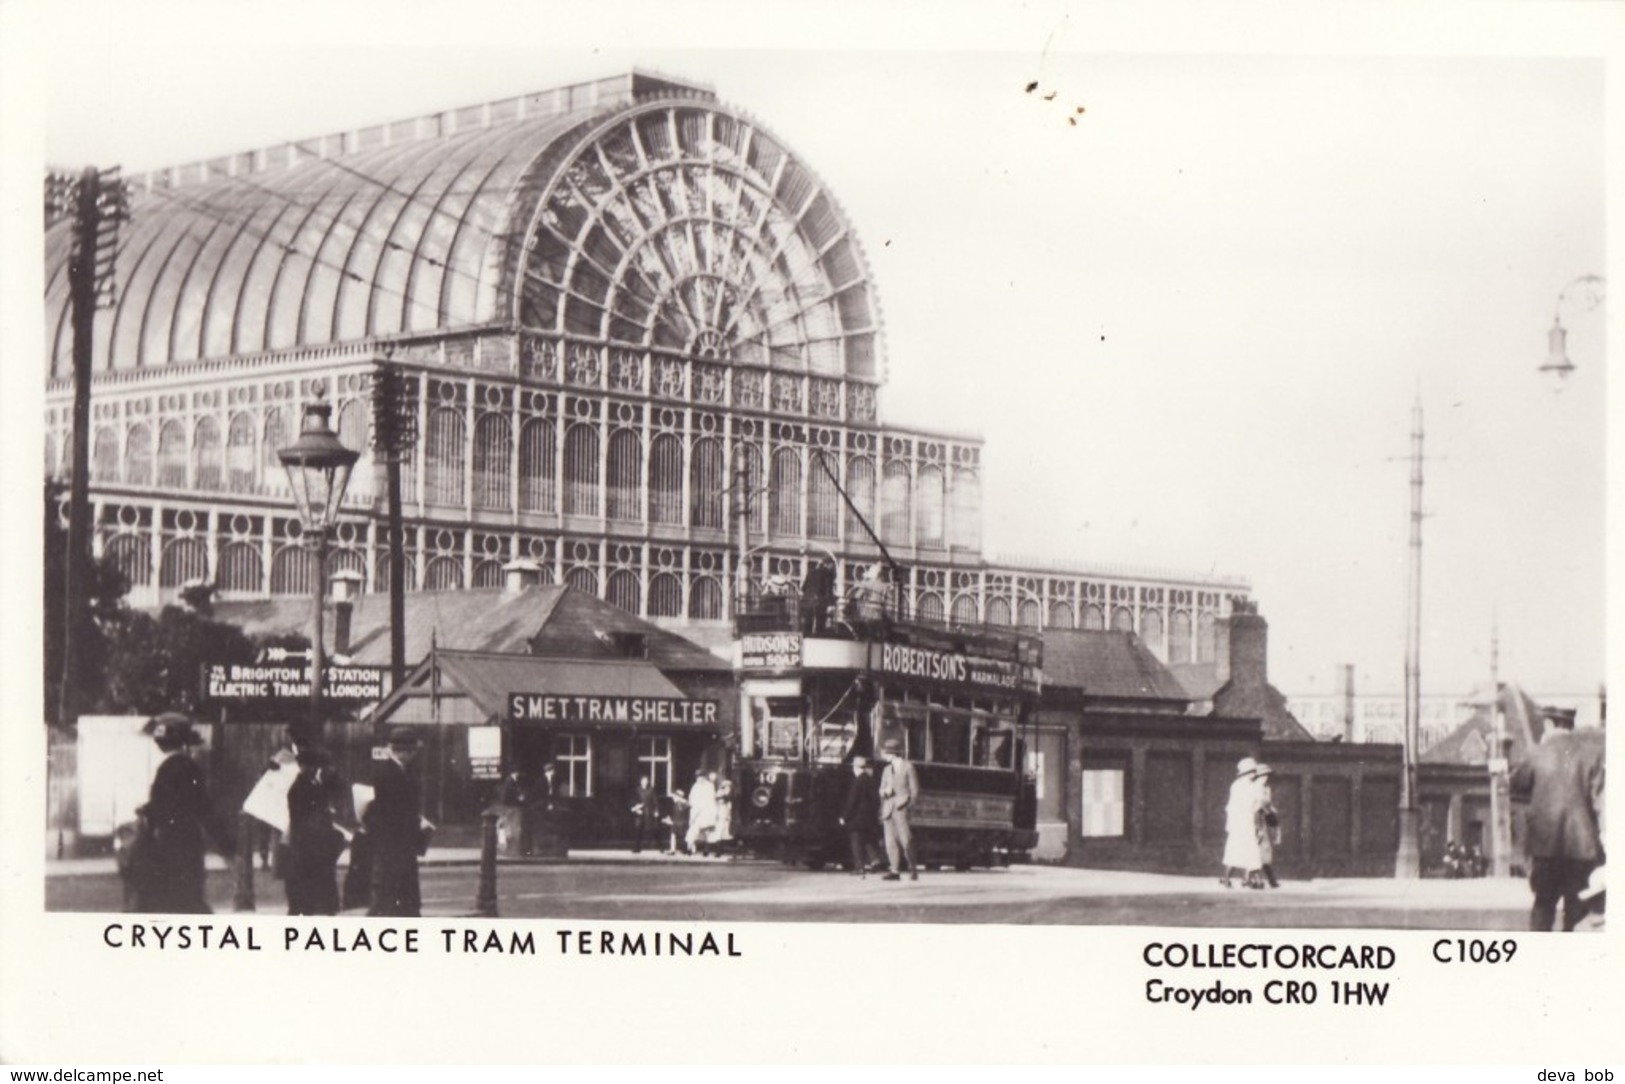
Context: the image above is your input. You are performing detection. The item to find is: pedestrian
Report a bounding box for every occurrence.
[365,727,426,918]
[686,768,718,857]
[1253,763,1282,889]
[283,745,347,916]
[712,774,736,857]
[129,713,232,914]
[631,775,660,854]
[878,738,920,881]
[537,762,561,808]
[839,755,882,876]
[665,789,690,855]
[1510,706,1605,931]
[1220,757,1262,889]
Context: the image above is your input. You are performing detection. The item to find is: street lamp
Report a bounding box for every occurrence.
[1540,274,1606,385]
[279,395,359,745]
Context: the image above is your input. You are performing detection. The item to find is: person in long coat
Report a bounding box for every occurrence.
[283,745,347,916]
[685,769,718,857]
[1510,707,1605,931]
[839,756,882,876]
[878,738,920,880]
[365,727,424,917]
[631,776,660,854]
[1253,763,1282,889]
[131,714,231,914]
[1221,757,1263,888]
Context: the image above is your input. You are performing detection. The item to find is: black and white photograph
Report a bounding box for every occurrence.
[2,0,1620,1067]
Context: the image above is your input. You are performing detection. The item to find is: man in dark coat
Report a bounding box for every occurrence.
[838,756,881,876]
[365,727,424,918]
[132,714,230,914]
[631,775,660,854]
[283,745,347,916]
[1510,706,1605,931]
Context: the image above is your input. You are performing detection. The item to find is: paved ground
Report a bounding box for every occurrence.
[46,850,1543,929]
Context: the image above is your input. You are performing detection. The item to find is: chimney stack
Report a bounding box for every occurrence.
[503,558,544,594]
[1220,602,1268,689]
[329,569,364,655]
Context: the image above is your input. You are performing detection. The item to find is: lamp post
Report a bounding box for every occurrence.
[1540,274,1606,385]
[278,396,358,746]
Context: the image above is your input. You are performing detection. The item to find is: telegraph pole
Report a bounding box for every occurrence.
[1395,395,1424,878]
[1488,612,1512,877]
[48,167,128,726]
[370,359,417,698]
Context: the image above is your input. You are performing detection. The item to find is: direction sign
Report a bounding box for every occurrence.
[201,662,386,703]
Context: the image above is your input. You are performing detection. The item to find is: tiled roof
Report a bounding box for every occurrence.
[1039,629,1191,704]
[210,585,728,673]
[1423,684,1546,765]
[1168,662,1225,700]
[435,652,689,718]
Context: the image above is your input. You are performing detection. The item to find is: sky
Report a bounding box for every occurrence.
[7,1,1618,700]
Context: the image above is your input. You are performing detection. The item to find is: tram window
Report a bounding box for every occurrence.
[929,713,971,765]
[813,716,857,763]
[973,725,1014,769]
[749,696,804,759]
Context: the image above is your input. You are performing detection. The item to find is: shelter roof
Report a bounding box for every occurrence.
[1039,629,1191,705]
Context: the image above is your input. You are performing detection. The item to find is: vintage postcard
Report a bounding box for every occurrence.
[1,0,1620,1066]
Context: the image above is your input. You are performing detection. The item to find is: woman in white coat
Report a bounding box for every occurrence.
[685,769,718,857]
[1221,757,1263,888]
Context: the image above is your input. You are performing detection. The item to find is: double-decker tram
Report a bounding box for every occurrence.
[732,586,1043,870]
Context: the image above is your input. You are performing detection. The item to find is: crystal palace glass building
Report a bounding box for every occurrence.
[43,70,1249,661]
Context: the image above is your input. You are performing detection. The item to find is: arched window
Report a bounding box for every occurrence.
[845,456,875,540]
[519,417,556,512]
[473,560,504,588]
[262,410,288,495]
[157,420,187,488]
[950,467,980,550]
[563,424,600,516]
[337,399,369,502]
[985,597,1012,626]
[1048,600,1076,629]
[473,414,513,511]
[270,547,310,595]
[607,429,643,522]
[915,464,945,547]
[194,417,222,491]
[807,453,839,540]
[105,534,151,587]
[606,568,642,613]
[770,446,802,536]
[1141,610,1165,657]
[375,553,418,594]
[648,572,684,616]
[226,413,256,490]
[217,541,263,594]
[425,556,464,591]
[1197,612,1217,663]
[1018,598,1042,630]
[734,443,765,532]
[649,433,683,525]
[1111,606,1135,633]
[565,565,599,595]
[160,537,209,588]
[1169,611,1193,664]
[45,432,58,480]
[124,424,152,486]
[951,594,979,625]
[1082,603,1105,630]
[881,460,911,546]
[688,576,722,620]
[916,592,944,622]
[425,406,465,507]
[92,428,118,482]
[689,437,723,528]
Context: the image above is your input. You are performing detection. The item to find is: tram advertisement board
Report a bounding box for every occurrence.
[740,632,803,669]
[507,693,721,726]
[873,642,1039,693]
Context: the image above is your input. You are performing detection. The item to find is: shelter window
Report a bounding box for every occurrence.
[1080,768,1126,838]
[638,736,673,796]
[556,733,593,797]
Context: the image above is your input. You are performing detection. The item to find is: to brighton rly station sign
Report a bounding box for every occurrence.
[201,661,388,704]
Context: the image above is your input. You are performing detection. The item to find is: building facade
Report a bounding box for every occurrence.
[44,69,1247,657]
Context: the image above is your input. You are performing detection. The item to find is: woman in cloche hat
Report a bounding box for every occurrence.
[1220,756,1263,889]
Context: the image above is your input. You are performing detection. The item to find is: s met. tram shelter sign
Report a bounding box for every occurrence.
[507,694,720,726]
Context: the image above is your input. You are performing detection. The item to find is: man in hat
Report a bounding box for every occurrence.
[1510,706,1605,931]
[365,727,424,917]
[283,745,347,916]
[839,755,882,877]
[133,713,230,913]
[1221,757,1263,889]
[877,738,920,880]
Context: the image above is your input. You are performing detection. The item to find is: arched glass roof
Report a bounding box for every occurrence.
[45,79,886,384]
